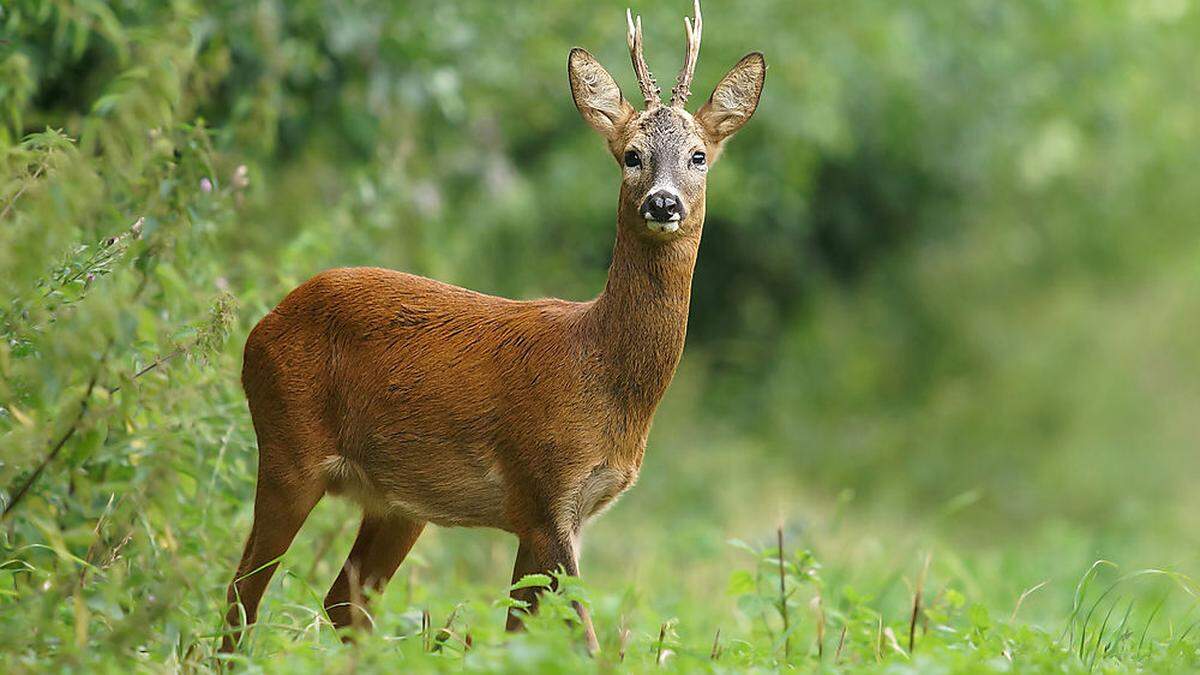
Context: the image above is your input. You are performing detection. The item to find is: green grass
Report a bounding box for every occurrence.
[5,413,1200,673]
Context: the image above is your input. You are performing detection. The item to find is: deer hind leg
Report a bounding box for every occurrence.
[506,528,600,654]
[221,467,323,653]
[323,513,425,633]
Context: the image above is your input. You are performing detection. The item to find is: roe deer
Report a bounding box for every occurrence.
[221,0,764,654]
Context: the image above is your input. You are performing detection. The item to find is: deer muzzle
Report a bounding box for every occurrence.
[641,189,686,230]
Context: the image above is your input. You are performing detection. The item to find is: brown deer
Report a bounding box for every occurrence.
[221,0,764,654]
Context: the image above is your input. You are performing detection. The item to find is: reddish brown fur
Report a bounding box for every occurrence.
[221,7,764,655]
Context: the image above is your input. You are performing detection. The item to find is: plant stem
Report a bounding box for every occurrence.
[0,161,47,223]
[777,524,790,660]
[2,365,103,520]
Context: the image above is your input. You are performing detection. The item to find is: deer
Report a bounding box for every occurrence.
[221,0,764,655]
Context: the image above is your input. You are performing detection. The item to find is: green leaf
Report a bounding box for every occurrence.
[510,573,553,591]
[727,569,757,596]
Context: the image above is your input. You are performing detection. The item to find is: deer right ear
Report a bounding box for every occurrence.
[568,48,636,141]
[695,52,766,145]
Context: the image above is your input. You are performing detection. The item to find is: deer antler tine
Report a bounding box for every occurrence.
[670,0,703,108]
[626,8,661,108]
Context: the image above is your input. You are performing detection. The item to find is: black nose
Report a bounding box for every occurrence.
[640,190,685,223]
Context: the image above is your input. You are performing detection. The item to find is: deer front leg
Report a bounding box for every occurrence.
[506,529,600,654]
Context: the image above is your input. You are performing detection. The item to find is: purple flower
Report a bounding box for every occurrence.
[200,177,213,193]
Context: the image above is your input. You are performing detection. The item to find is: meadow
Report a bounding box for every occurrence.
[3,1,1200,672]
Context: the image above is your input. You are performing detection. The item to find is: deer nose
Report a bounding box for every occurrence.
[640,190,685,223]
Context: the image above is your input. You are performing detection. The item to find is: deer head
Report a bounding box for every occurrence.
[567,0,765,238]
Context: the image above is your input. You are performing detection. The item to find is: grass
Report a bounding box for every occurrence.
[198,519,1200,672]
[5,420,1200,673]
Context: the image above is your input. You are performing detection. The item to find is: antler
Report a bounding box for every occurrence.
[626,9,661,108]
[669,0,702,108]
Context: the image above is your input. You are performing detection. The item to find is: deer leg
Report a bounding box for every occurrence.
[506,529,600,654]
[324,513,425,633]
[505,538,539,631]
[221,473,322,652]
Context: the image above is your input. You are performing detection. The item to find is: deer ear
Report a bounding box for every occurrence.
[696,52,766,144]
[568,48,635,140]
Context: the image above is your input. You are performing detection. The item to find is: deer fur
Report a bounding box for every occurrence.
[222,0,764,655]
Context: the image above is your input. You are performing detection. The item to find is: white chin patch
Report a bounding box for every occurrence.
[644,217,681,234]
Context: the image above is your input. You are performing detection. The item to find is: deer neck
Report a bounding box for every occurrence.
[583,211,702,415]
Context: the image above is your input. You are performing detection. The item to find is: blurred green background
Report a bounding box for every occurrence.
[2,0,1199,670]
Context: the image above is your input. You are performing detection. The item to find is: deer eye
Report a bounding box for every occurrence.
[623,150,642,168]
[691,150,707,167]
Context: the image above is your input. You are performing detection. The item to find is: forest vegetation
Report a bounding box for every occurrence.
[2,1,1199,671]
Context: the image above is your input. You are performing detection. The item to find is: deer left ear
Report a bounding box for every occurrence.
[696,52,766,144]
[568,48,636,141]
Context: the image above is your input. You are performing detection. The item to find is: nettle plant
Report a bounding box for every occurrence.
[724,533,974,667]
[1,109,246,661]
[1,130,240,511]
[725,532,825,662]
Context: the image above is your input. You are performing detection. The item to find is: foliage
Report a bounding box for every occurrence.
[2,0,1198,672]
